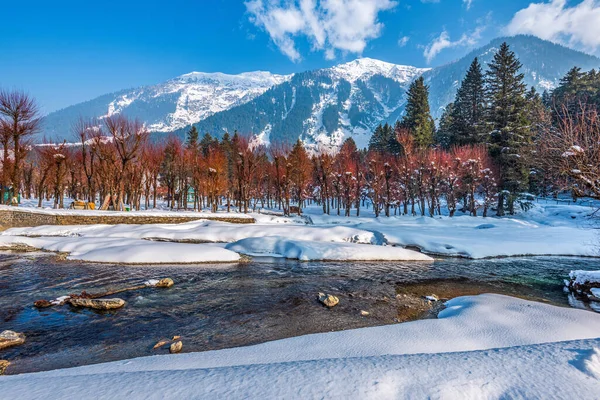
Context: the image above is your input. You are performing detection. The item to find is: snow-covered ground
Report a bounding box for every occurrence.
[2,294,600,399]
[225,236,433,261]
[2,201,598,262]
[0,235,240,264]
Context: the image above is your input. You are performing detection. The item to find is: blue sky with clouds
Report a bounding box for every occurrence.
[1,0,599,114]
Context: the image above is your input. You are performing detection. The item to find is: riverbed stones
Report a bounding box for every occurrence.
[170,341,183,354]
[0,331,25,350]
[0,360,10,375]
[156,278,174,288]
[69,298,126,310]
[360,310,370,316]
[318,293,339,308]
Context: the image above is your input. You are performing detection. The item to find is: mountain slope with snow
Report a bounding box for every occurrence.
[40,71,290,140]
[39,36,600,148]
[187,58,427,150]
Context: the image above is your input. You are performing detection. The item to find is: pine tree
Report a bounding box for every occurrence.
[449,58,486,146]
[485,42,530,215]
[199,132,216,157]
[401,76,435,148]
[524,87,551,195]
[368,124,387,153]
[436,103,454,149]
[368,123,398,155]
[388,121,403,156]
[186,126,199,150]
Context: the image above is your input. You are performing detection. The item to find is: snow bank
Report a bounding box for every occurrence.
[0,236,240,264]
[225,237,432,261]
[2,221,382,245]
[3,202,598,260]
[306,203,599,258]
[2,294,600,399]
[570,270,600,285]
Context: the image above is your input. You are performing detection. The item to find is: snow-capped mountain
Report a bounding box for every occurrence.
[41,70,290,139]
[187,58,428,150]
[40,36,600,148]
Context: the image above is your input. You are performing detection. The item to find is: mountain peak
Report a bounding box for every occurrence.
[331,57,430,84]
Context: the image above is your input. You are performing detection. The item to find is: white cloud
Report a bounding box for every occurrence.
[398,36,410,47]
[245,0,397,61]
[506,0,600,52]
[464,0,473,10]
[423,27,483,64]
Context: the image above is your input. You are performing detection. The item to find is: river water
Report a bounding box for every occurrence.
[0,251,598,374]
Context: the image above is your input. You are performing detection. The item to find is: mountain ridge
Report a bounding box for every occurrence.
[39,35,600,148]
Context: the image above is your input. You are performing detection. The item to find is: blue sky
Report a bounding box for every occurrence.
[1,0,598,114]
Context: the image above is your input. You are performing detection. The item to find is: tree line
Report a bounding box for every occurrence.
[1,41,598,216]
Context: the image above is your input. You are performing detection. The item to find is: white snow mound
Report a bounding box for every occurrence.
[225,236,432,261]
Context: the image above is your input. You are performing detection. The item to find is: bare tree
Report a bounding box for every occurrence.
[102,115,149,210]
[0,90,40,203]
[73,119,101,203]
[539,103,600,200]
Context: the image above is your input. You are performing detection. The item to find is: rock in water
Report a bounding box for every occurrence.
[153,340,170,350]
[0,331,25,350]
[170,341,183,354]
[69,298,126,310]
[34,300,53,308]
[0,360,9,375]
[318,293,339,308]
[156,278,174,288]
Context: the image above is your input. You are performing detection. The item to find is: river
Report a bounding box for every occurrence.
[0,250,598,374]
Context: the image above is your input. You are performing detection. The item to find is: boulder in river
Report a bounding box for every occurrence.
[318,293,339,308]
[69,298,126,310]
[34,300,53,308]
[0,331,25,350]
[156,278,174,288]
[0,360,9,375]
[170,341,183,354]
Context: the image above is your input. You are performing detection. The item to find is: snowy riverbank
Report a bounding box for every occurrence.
[2,294,599,398]
[1,202,597,262]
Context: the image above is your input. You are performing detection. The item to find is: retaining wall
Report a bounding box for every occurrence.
[0,208,254,229]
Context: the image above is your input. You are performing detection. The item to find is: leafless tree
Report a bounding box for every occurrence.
[0,90,40,203]
[538,103,600,200]
[102,115,149,210]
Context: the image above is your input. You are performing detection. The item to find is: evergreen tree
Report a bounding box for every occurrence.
[185,126,199,150]
[368,123,398,154]
[401,76,435,148]
[199,132,216,157]
[552,67,600,116]
[436,103,454,149]
[524,87,551,195]
[368,124,387,153]
[388,121,403,156]
[449,58,486,146]
[485,42,530,215]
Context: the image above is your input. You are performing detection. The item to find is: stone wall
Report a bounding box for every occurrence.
[0,208,254,230]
